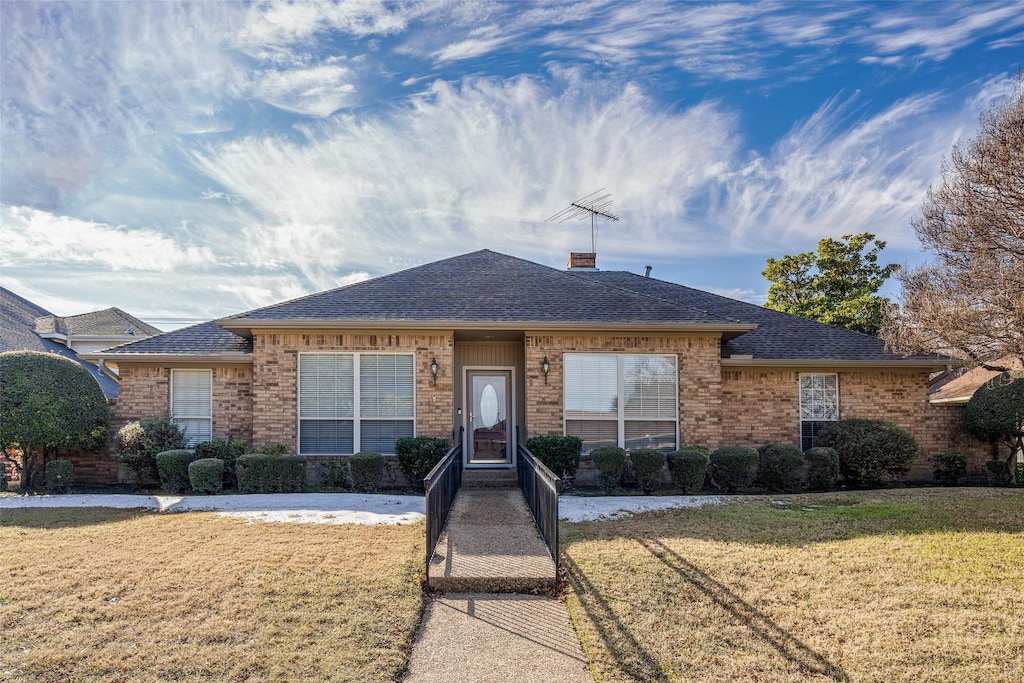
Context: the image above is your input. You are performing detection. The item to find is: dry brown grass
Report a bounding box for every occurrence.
[0,508,424,682]
[563,488,1024,683]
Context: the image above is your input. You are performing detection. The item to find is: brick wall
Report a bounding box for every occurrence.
[251,330,455,452]
[524,333,723,447]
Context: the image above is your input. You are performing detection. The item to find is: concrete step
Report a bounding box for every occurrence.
[461,468,517,488]
[428,489,557,593]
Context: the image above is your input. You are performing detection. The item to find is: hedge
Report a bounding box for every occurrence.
[591,446,627,494]
[815,419,918,487]
[756,443,805,492]
[629,449,666,494]
[708,446,758,493]
[236,453,305,493]
[525,435,582,481]
[666,447,709,493]
[804,447,840,491]
[396,437,450,488]
[193,439,249,489]
[930,453,968,487]
[156,449,198,493]
[349,452,386,493]
[189,458,225,494]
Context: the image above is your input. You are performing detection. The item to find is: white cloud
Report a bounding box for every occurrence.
[252,63,358,116]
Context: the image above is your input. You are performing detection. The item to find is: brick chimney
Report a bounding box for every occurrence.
[566,252,597,270]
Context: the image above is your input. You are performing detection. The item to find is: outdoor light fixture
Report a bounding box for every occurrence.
[541,357,551,384]
[430,358,439,385]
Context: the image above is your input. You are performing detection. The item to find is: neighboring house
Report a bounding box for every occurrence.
[84,250,980,484]
[0,286,161,483]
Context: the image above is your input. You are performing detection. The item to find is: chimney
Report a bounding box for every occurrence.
[567,252,597,270]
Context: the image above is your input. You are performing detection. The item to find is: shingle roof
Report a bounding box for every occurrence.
[56,308,162,338]
[579,270,943,362]
[96,320,252,356]
[221,250,741,327]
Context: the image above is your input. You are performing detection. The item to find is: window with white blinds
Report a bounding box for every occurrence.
[170,369,212,446]
[298,353,415,455]
[564,354,678,452]
[799,373,839,450]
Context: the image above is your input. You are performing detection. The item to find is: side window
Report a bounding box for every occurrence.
[170,369,212,446]
[799,373,838,450]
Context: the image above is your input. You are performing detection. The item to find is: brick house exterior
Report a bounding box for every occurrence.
[85,250,988,484]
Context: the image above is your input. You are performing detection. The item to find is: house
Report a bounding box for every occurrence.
[1,286,161,483]
[84,249,979,484]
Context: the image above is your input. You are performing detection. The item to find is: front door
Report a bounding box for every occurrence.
[466,370,513,465]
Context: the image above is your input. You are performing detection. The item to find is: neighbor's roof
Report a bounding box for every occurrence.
[90,249,947,367]
[929,357,1023,403]
[35,307,162,338]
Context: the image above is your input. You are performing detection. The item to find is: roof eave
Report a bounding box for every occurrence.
[79,351,253,365]
[218,319,757,336]
[721,357,950,370]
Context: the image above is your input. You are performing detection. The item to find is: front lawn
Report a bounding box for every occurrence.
[0,508,424,682]
[563,488,1024,682]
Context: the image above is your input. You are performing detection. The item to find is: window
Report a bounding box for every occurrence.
[298,353,414,455]
[171,369,212,446]
[564,354,677,452]
[799,373,838,450]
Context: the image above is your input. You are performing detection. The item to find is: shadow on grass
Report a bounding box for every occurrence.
[0,507,151,529]
[563,553,671,682]
[640,538,850,682]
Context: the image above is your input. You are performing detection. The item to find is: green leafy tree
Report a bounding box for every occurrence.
[0,351,110,490]
[965,371,1024,485]
[763,232,899,336]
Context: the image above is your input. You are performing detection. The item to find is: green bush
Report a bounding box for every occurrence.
[193,439,248,489]
[525,435,583,482]
[666,447,709,493]
[986,459,1011,487]
[45,459,73,494]
[930,452,968,487]
[756,444,805,492]
[629,449,666,494]
[0,462,7,492]
[318,459,350,490]
[815,419,919,487]
[236,453,305,493]
[965,371,1024,485]
[708,446,759,493]
[395,437,450,488]
[804,447,840,490]
[1016,463,1024,488]
[590,446,627,494]
[155,449,198,493]
[188,458,224,494]
[349,452,386,493]
[254,443,289,456]
[114,417,187,486]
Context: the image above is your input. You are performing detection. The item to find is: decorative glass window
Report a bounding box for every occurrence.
[170,369,212,446]
[799,373,839,450]
[298,353,414,455]
[564,354,678,452]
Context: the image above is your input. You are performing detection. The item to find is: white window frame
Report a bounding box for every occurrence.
[799,372,839,450]
[563,353,679,452]
[170,369,213,447]
[297,352,416,455]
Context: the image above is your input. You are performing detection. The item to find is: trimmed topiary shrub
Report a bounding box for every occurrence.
[986,459,1011,487]
[45,459,73,494]
[756,444,805,492]
[396,437,450,488]
[236,453,305,493]
[114,416,187,487]
[156,449,198,493]
[804,447,840,490]
[708,446,759,493]
[349,452,386,493]
[188,458,224,494]
[815,419,919,488]
[667,447,709,493]
[629,449,666,494]
[591,446,627,494]
[193,439,248,489]
[525,435,583,484]
[254,443,289,456]
[965,371,1024,485]
[1016,463,1024,488]
[318,459,350,490]
[930,452,968,487]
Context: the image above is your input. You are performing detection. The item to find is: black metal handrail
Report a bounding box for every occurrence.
[516,429,561,567]
[423,427,463,583]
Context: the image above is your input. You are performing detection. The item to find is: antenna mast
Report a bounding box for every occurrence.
[546,189,620,253]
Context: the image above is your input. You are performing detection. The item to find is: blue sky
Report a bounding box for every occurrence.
[2,1,1022,330]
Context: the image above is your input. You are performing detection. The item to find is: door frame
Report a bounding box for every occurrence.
[462,365,516,468]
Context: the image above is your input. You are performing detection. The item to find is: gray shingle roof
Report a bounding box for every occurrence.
[56,308,162,338]
[97,320,252,356]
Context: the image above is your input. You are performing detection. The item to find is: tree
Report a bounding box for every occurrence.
[964,371,1024,484]
[0,351,110,490]
[882,76,1024,370]
[763,232,898,335]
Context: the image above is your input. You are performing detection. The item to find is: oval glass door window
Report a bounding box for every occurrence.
[480,383,499,428]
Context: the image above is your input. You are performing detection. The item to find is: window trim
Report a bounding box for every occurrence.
[798,372,839,450]
[170,369,213,446]
[562,353,679,452]
[297,352,417,455]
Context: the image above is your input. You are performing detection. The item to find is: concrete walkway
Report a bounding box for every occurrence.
[408,488,593,682]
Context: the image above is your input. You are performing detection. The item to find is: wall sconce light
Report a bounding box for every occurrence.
[430,358,439,385]
[541,357,551,384]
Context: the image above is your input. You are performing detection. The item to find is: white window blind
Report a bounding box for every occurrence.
[170,369,212,446]
[564,354,618,418]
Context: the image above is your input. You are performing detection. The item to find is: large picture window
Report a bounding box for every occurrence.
[170,369,212,446]
[299,353,414,455]
[799,373,839,450]
[564,354,678,452]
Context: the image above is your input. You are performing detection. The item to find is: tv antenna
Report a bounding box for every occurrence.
[546,189,620,253]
